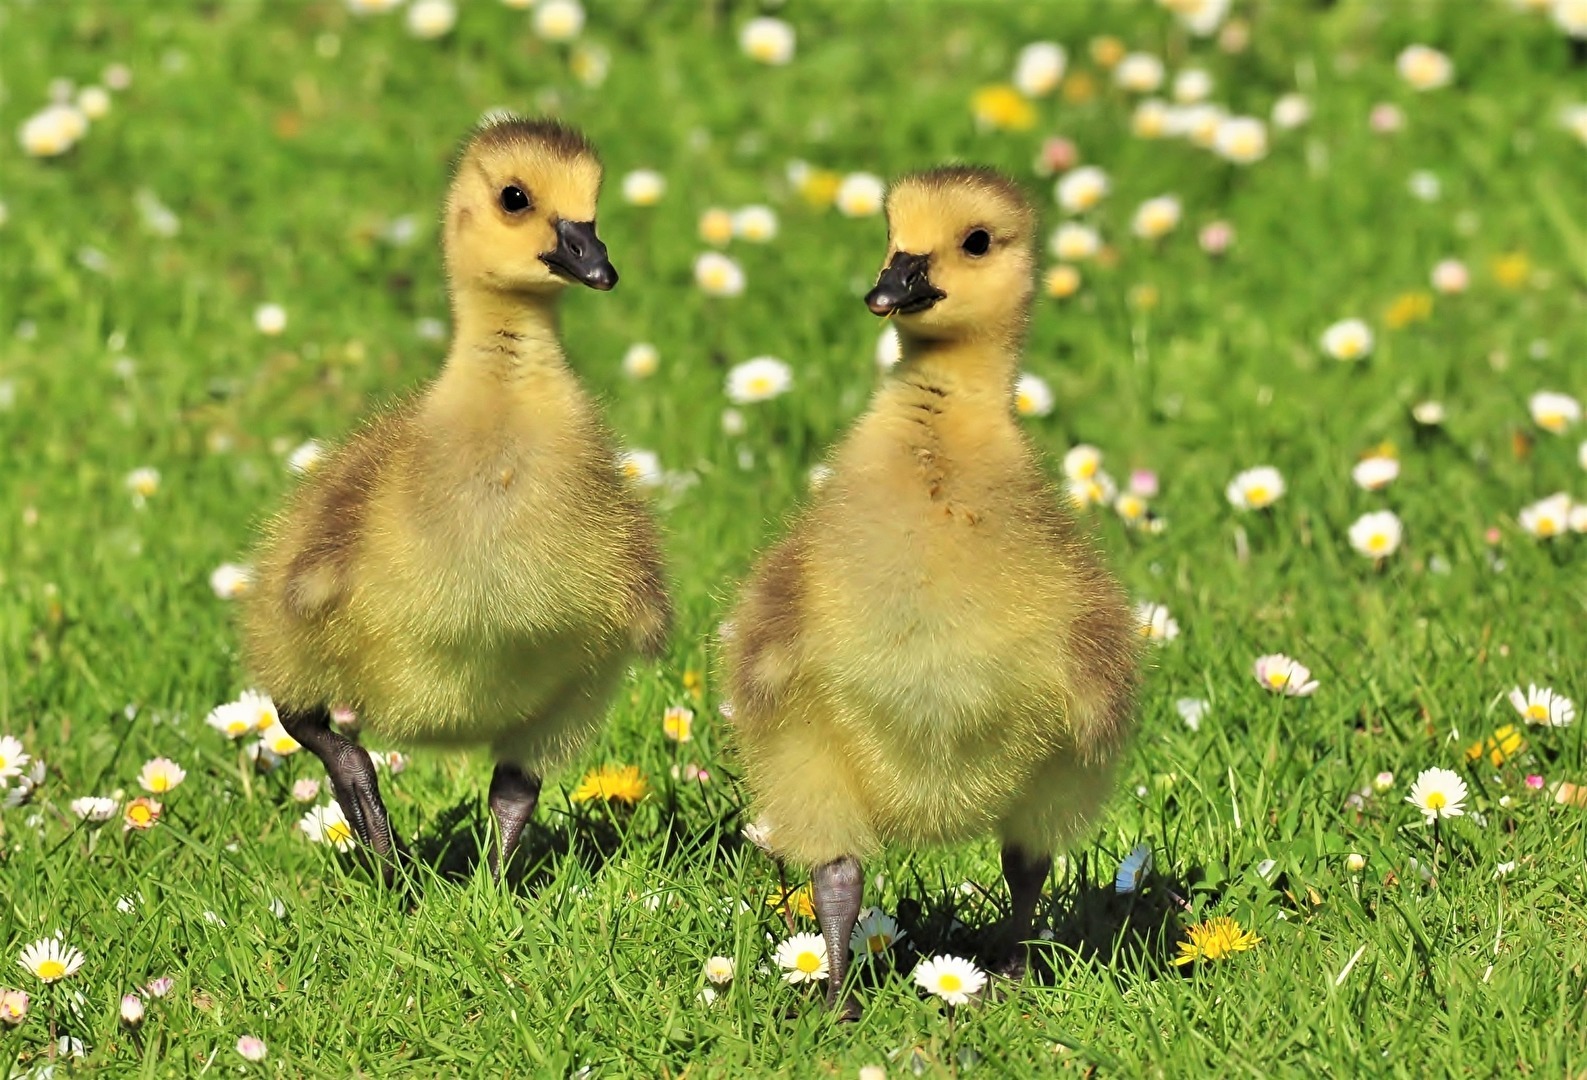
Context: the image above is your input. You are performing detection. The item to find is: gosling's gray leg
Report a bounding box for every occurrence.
[997,843,1052,978]
[812,854,864,1020]
[487,763,542,882]
[278,704,395,860]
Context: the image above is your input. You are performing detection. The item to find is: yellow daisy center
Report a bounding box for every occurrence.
[1247,485,1269,505]
[866,933,889,953]
[1369,533,1388,552]
[0,754,9,770]
[325,821,353,846]
[938,973,962,992]
[747,376,771,396]
[36,960,66,980]
[1267,669,1289,687]
[148,775,169,792]
[795,951,820,974]
[1425,791,1447,810]
[1527,703,1549,721]
[1016,392,1034,413]
[129,805,152,825]
[1539,412,1563,430]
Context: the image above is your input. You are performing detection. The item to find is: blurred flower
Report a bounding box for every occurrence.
[1067,471,1117,510]
[621,170,665,206]
[875,325,902,369]
[1430,258,1469,294]
[1466,724,1525,767]
[347,0,402,12]
[1014,373,1054,417]
[1519,492,1573,537]
[291,778,321,802]
[788,161,842,208]
[1115,53,1165,93]
[1407,171,1442,202]
[236,1035,268,1062]
[1132,195,1181,240]
[1182,104,1228,148]
[405,0,456,38]
[851,908,903,957]
[1172,69,1213,104]
[1397,45,1454,91]
[1352,455,1399,491]
[1176,698,1208,731]
[124,796,162,830]
[145,976,174,998]
[1556,0,1587,35]
[1563,104,1587,145]
[1529,391,1580,434]
[1407,767,1467,821]
[571,764,647,804]
[77,86,111,120]
[698,208,734,247]
[300,802,355,850]
[0,735,30,785]
[120,993,144,1026]
[533,0,584,41]
[1345,853,1367,873]
[835,172,885,217]
[1114,493,1149,528]
[258,722,302,757]
[774,933,828,984]
[1055,166,1109,213]
[288,439,324,475]
[913,955,986,1004]
[0,989,27,1025]
[254,303,287,335]
[619,449,661,489]
[1173,917,1259,965]
[1132,98,1172,138]
[1348,510,1403,559]
[1226,466,1285,510]
[1044,264,1082,298]
[1063,445,1103,481]
[1321,318,1373,361]
[721,408,746,435]
[137,758,186,794]
[1089,36,1126,68]
[1213,116,1268,163]
[971,85,1036,131]
[1033,137,1078,176]
[1254,654,1319,696]
[1129,469,1159,498]
[1412,400,1446,426]
[126,466,161,499]
[1384,291,1433,329]
[1136,602,1180,641]
[1370,102,1405,133]
[622,343,659,379]
[740,17,795,65]
[662,705,694,743]
[732,205,778,242]
[704,956,735,984]
[1272,93,1312,129]
[18,104,87,157]
[17,939,84,984]
[694,252,746,297]
[71,796,117,821]
[1493,251,1531,288]
[1199,220,1235,255]
[727,357,792,404]
[1163,0,1232,36]
[1014,42,1066,97]
[1511,684,1575,727]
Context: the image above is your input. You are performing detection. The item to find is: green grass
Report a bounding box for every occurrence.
[3,0,1587,1075]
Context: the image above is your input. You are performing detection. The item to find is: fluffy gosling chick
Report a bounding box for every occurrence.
[243,116,670,876]
[724,166,1137,1012]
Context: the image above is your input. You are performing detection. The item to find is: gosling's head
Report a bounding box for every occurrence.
[864,166,1035,342]
[444,114,617,297]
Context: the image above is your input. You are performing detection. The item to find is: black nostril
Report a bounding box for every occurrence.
[569,242,584,257]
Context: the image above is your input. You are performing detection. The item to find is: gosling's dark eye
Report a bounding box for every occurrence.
[962,229,991,257]
[499,185,530,214]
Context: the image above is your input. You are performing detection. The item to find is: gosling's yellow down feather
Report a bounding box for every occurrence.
[242,117,669,787]
[724,166,1137,870]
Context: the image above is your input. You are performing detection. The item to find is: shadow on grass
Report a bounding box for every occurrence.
[392,799,624,897]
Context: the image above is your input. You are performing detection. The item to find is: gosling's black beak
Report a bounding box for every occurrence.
[541,219,618,291]
[865,251,945,316]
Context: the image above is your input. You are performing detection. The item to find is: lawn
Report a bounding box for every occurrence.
[3,0,1587,1075]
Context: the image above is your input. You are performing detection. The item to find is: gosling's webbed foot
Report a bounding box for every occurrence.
[279,705,397,861]
[487,763,542,882]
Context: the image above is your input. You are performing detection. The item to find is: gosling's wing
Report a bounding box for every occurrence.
[724,533,811,727]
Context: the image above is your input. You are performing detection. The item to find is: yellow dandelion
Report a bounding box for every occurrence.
[796,168,841,209]
[1173,916,1260,966]
[682,668,704,701]
[1465,724,1525,768]
[1492,252,1530,288]
[1383,291,1433,329]
[571,764,648,805]
[767,882,816,921]
[971,85,1036,131]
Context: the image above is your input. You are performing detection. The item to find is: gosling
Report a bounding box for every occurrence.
[723,166,1137,1013]
[243,116,670,877]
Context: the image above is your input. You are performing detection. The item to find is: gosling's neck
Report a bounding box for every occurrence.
[443,286,568,386]
[881,326,1021,413]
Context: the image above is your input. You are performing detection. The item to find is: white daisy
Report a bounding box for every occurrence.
[17,938,85,984]
[773,933,828,984]
[254,303,287,336]
[732,205,778,243]
[850,908,904,957]
[1063,445,1103,481]
[209,562,253,599]
[1226,466,1285,510]
[258,722,302,757]
[694,252,746,298]
[1529,391,1581,434]
[620,169,666,207]
[1271,93,1312,129]
[299,802,356,851]
[1509,684,1575,727]
[1212,116,1268,164]
[622,343,660,379]
[1067,470,1117,510]
[1321,319,1374,361]
[1348,510,1403,559]
[1253,654,1319,696]
[619,449,663,488]
[1166,0,1231,36]
[1397,45,1453,91]
[1132,195,1181,240]
[1351,456,1400,491]
[532,0,584,41]
[1013,42,1066,97]
[726,357,792,404]
[1114,53,1165,93]
[835,173,886,218]
[1171,68,1213,104]
[1430,258,1469,294]
[875,324,902,370]
[136,757,186,794]
[739,16,795,65]
[1519,492,1573,538]
[405,0,456,39]
[70,796,117,821]
[1174,698,1208,732]
[1014,372,1054,417]
[0,735,30,784]
[1115,843,1152,893]
[1135,602,1180,641]
[1055,166,1109,213]
[1406,767,1467,822]
[912,955,986,1006]
[703,956,735,984]
[1049,222,1101,262]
